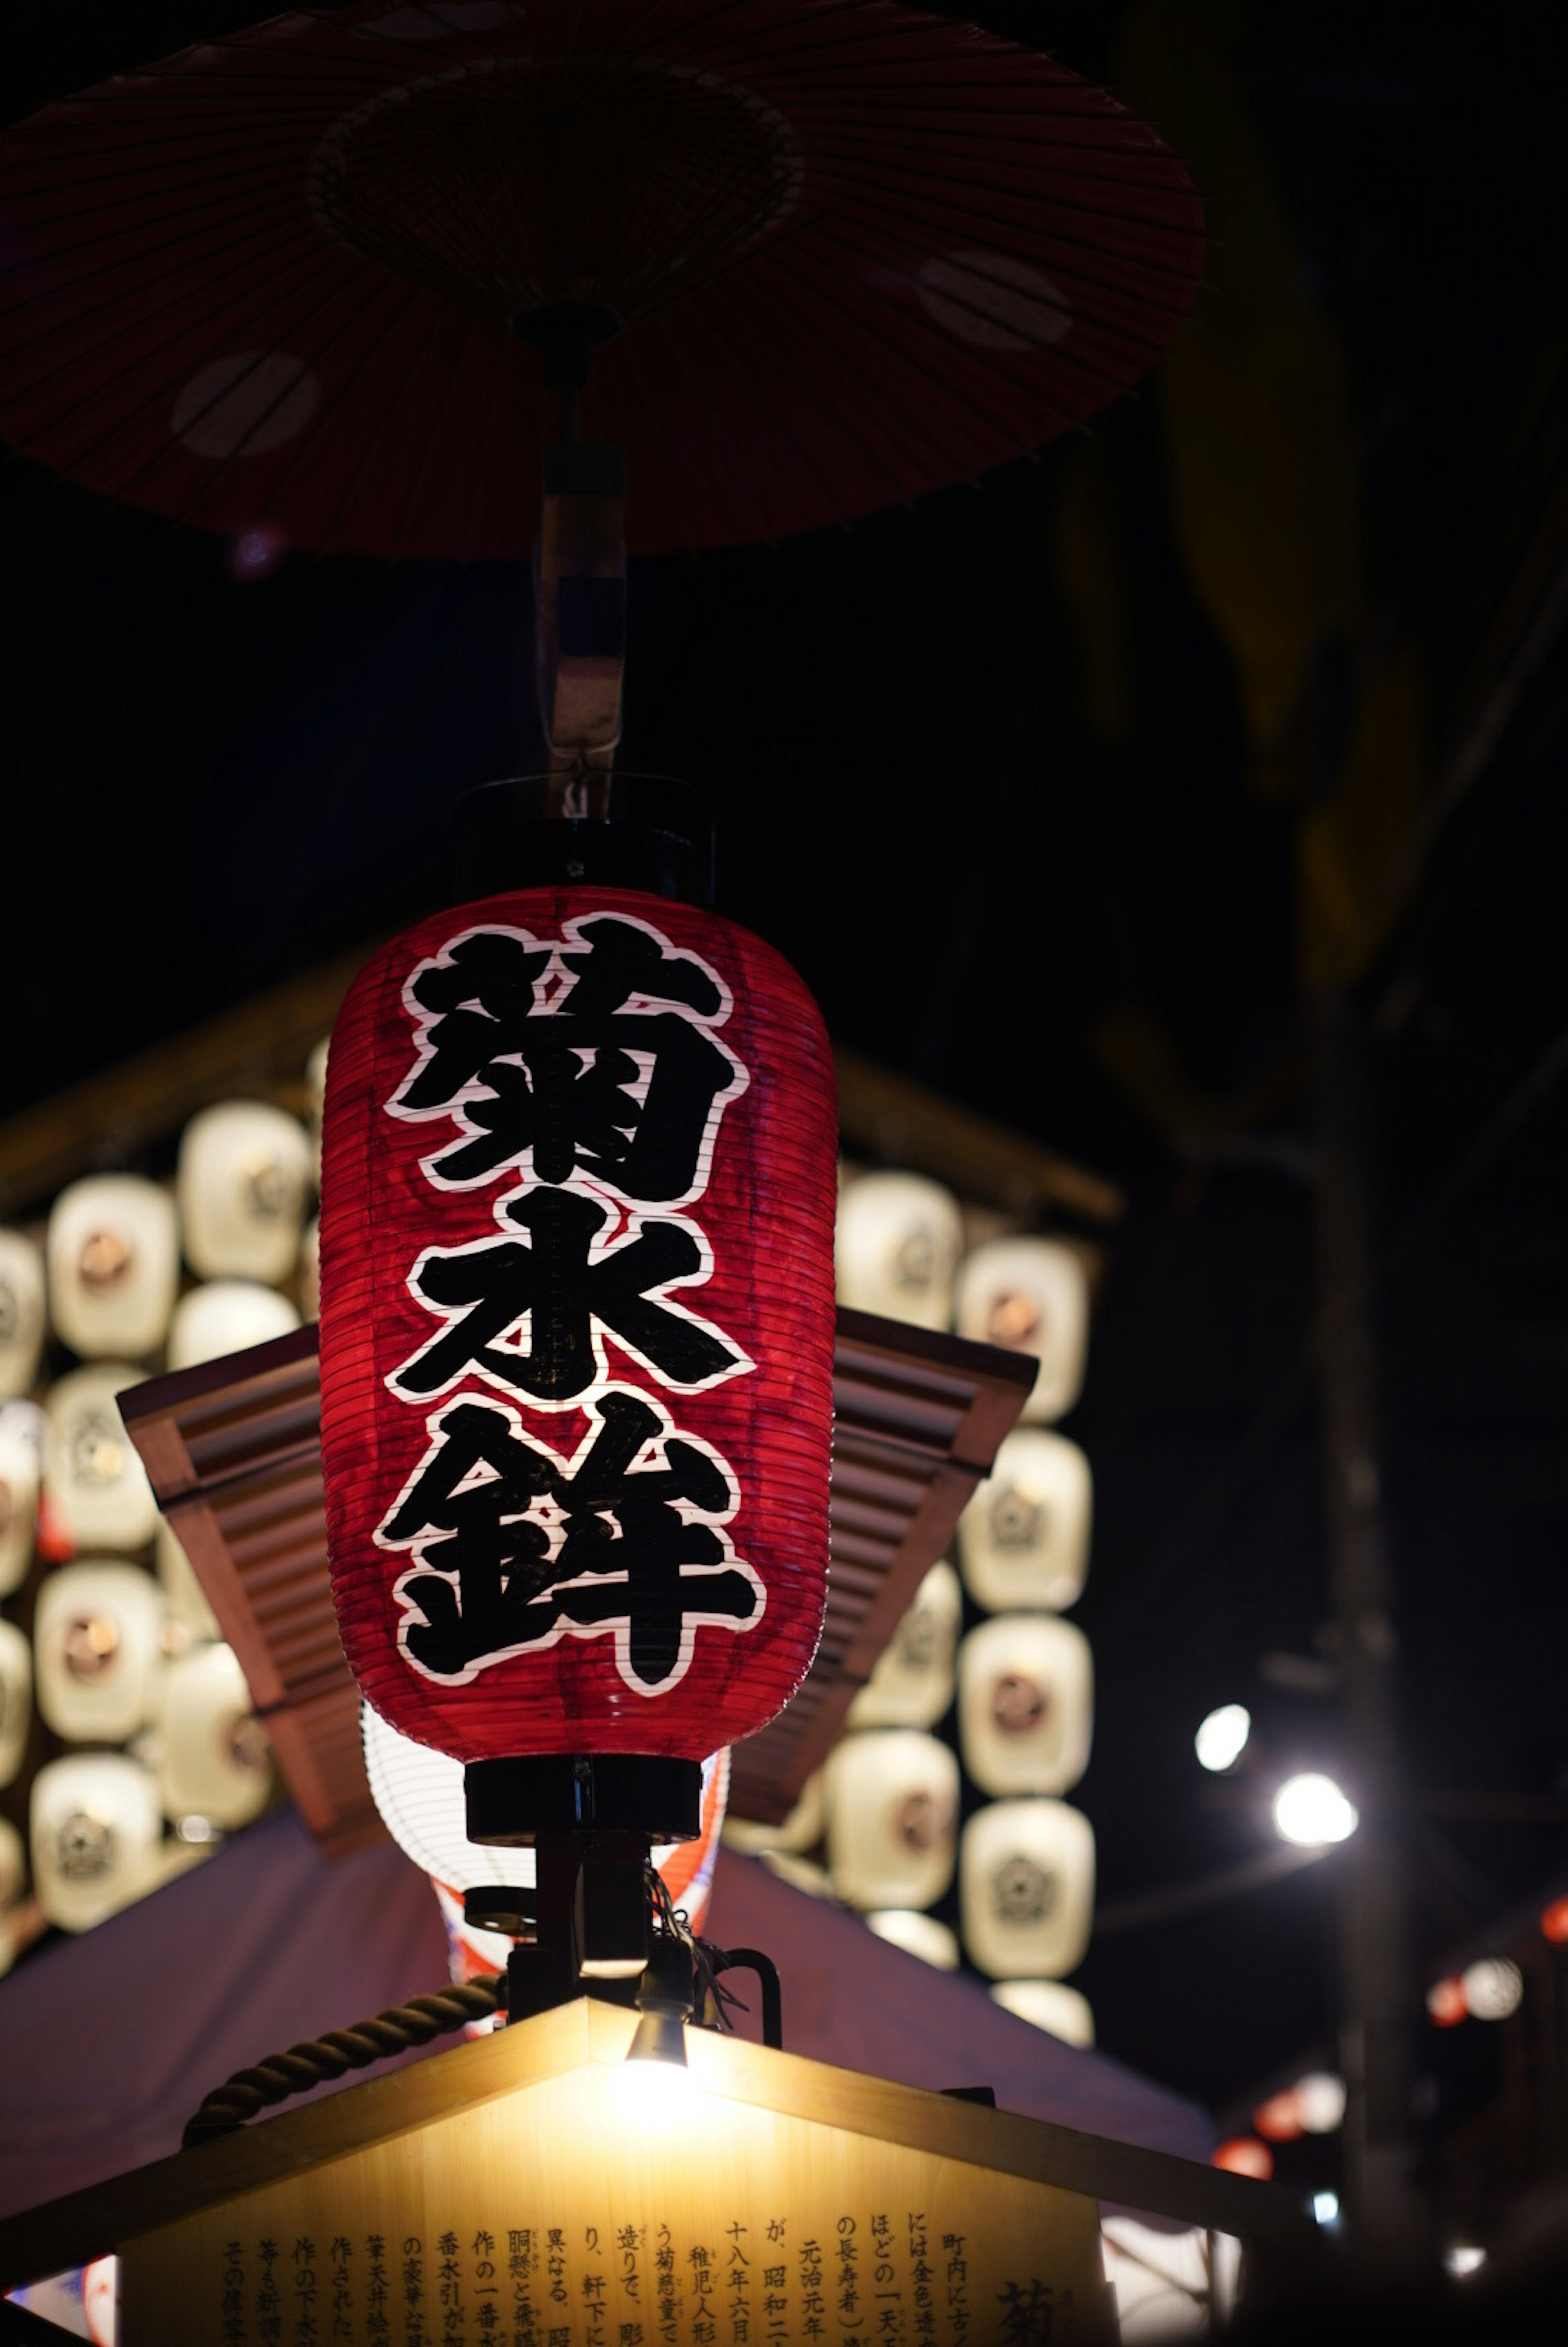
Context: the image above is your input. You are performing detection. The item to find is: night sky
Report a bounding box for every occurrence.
[3,0,1567,2157]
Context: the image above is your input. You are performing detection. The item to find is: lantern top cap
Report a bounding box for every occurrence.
[449,772,715,909]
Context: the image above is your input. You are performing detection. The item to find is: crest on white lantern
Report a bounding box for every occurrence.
[156,1517,221,1642]
[47,1176,179,1362]
[0,1618,31,1789]
[954,1238,1088,1423]
[44,1365,159,1550]
[167,1279,301,1372]
[989,1978,1095,2047]
[958,1428,1092,1613]
[30,1751,163,1933]
[0,1229,45,1403]
[835,1172,963,1332]
[178,1100,312,1284]
[824,1729,959,1912]
[958,1614,1094,1798]
[960,1797,1095,1979]
[156,1643,272,1830]
[35,1560,165,1745]
[0,1412,40,1598]
[846,1561,962,1730]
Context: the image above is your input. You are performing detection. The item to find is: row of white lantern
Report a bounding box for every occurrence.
[0,1095,318,1399]
[836,1170,1089,1424]
[845,1566,1093,1799]
[823,1730,1096,1977]
[0,1297,320,1583]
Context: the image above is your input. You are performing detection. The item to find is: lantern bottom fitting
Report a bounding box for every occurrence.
[463,1884,536,1936]
[465,1753,704,1847]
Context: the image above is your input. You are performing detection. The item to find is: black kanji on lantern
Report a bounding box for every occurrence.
[390,914,746,1203]
[390,1184,748,1403]
[379,1388,762,1689]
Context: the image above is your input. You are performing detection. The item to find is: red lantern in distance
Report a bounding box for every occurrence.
[1541,1896,1568,1946]
[320,885,837,1774]
[1213,2139,1274,2182]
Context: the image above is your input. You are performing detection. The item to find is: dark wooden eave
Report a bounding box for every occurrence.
[121,1311,1032,1847]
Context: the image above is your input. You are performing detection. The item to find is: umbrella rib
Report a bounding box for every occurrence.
[388,310,496,565]
[462,320,520,562]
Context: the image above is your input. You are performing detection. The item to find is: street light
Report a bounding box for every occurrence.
[1272,1772,1358,1849]
[1194,1704,1251,1773]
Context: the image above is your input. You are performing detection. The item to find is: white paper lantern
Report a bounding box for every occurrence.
[305,1037,329,1184]
[44,1365,158,1550]
[958,1615,1094,1798]
[957,1428,1092,1613]
[166,1280,301,1372]
[722,1768,825,1857]
[35,1559,164,1744]
[0,1229,46,1403]
[835,1172,963,1331]
[959,1798,1095,1979]
[954,1238,1089,1423]
[988,1979,1095,2047]
[1462,1957,1523,2022]
[178,1100,312,1285]
[299,1216,320,1323]
[846,1561,962,1730]
[0,1617,33,1789]
[0,1413,39,1597]
[30,1751,163,1933]
[1293,2071,1348,2133]
[363,1704,725,1914]
[865,1909,960,1971]
[824,1729,959,1912]
[0,1813,23,1907]
[156,1643,272,1830]
[155,1517,221,1641]
[47,1176,179,1362]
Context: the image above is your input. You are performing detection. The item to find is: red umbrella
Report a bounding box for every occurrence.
[0,0,1202,558]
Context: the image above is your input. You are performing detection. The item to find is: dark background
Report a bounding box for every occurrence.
[3,0,1567,2159]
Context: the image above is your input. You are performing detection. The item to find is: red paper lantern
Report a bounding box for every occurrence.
[1252,2090,1305,2144]
[320,886,836,1764]
[1540,1896,1568,1946]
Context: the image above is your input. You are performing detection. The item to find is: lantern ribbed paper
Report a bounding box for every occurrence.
[321,887,837,1762]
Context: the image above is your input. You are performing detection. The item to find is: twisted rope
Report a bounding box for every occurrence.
[182,1976,508,2149]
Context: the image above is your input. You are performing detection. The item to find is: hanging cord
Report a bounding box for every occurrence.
[181,1976,508,2150]
[644,1862,783,2048]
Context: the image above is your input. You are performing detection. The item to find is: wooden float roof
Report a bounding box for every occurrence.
[121,1310,1033,1847]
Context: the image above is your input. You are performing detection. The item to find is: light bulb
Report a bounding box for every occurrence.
[1194,1705,1250,1773]
[1312,2192,1340,2227]
[1272,1773,1358,1848]
[1443,2246,1486,2280]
